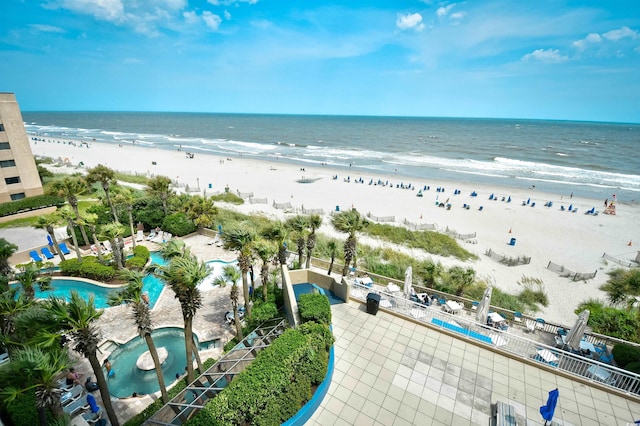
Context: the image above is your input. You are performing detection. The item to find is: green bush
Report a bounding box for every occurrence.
[625,362,640,374]
[246,302,279,330]
[59,257,116,281]
[0,194,65,217]
[162,212,197,237]
[298,293,331,325]
[126,245,150,270]
[612,343,640,368]
[4,389,55,426]
[210,192,244,205]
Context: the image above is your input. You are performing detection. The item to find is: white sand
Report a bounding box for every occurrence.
[31,138,640,326]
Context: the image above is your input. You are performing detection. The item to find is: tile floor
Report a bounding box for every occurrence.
[307,302,640,426]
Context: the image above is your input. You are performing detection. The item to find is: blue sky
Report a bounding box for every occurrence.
[2,1,639,123]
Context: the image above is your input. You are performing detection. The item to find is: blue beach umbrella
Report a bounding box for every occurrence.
[47,234,54,246]
[540,388,559,425]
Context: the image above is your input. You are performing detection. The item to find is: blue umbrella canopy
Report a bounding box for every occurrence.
[540,388,559,423]
[47,234,54,246]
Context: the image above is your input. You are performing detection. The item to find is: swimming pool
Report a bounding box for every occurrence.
[292,283,344,305]
[104,327,203,398]
[199,259,239,291]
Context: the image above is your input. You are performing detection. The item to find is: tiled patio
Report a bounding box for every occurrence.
[307,302,640,426]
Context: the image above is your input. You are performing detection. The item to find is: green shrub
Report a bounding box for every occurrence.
[298,293,331,325]
[126,245,150,270]
[625,362,640,374]
[210,192,244,205]
[4,389,55,426]
[162,212,197,237]
[59,257,116,281]
[0,194,65,217]
[246,302,279,329]
[612,344,640,368]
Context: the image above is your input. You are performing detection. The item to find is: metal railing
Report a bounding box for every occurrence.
[351,283,640,398]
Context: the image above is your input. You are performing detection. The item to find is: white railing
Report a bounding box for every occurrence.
[351,283,640,398]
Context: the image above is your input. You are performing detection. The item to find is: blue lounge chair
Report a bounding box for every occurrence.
[59,242,71,255]
[29,250,43,262]
[41,247,55,259]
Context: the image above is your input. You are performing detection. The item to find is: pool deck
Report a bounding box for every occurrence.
[306,301,640,426]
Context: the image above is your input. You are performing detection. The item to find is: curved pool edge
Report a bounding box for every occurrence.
[282,325,335,426]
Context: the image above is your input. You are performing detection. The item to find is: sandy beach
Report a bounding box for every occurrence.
[30,138,640,326]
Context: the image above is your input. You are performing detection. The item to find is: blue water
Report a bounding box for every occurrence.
[199,259,239,290]
[293,283,343,305]
[104,327,201,398]
[22,112,640,201]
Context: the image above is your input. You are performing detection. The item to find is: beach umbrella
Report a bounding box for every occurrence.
[475,286,492,324]
[540,388,559,425]
[564,310,590,352]
[47,234,54,247]
[404,266,413,298]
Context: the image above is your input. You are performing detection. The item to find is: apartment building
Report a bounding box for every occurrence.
[0,93,43,203]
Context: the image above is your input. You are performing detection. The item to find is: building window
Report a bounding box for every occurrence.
[0,159,16,168]
[0,142,9,150]
[0,124,4,131]
[10,193,25,201]
[5,176,20,185]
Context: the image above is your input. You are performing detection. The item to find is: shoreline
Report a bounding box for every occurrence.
[29,137,640,326]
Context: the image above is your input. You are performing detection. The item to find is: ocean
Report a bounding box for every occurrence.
[22,112,640,202]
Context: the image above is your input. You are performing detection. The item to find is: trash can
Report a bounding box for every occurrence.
[509,237,516,246]
[366,293,381,315]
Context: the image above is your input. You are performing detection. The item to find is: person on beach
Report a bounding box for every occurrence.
[66,368,81,386]
[103,358,114,377]
[141,292,150,305]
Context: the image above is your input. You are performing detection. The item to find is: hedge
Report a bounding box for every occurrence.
[161,212,197,237]
[0,194,65,217]
[186,292,333,426]
[59,257,116,281]
[125,245,150,270]
[297,293,331,325]
[612,343,640,368]
[3,389,55,426]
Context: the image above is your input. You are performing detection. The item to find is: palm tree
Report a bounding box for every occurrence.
[35,215,66,262]
[183,195,218,229]
[154,253,208,382]
[421,259,444,288]
[447,266,476,296]
[0,291,32,337]
[261,221,288,284]
[86,165,119,222]
[331,209,369,276]
[146,175,173,216]
[13,263,52,301]
[112,187,137,249]
[0,347,70,426]
[253,239,276,301]
[100,223,126,269]
[326,240,338,275]
[216,265,243,340]
[108,270,169,403]
[305,214,322,269]
[47,292,120,426]
[0,238,18,275]
[286,215,308,268]
[48,175,90,245]
[58,207,83,261]
[223,226,256,317]
[83,213,104,262]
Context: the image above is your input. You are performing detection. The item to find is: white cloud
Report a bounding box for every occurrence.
[183,11,199,25]
[202,11,222,30]
[396,13,425,32]
[573,32,601,50]
[449,12,465,20]
[603,26,638,41]
[522,48,568,63]
[207,0,258,5]
[53,0,126,23]
[224,10,232,20]
[30,24,66,33]
[436,4,455,18]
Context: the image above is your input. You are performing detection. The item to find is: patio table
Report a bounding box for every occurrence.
[587,365,612,383]
[444,300,463,314]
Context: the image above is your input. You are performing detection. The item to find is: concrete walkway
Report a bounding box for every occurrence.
[307,302,640,426]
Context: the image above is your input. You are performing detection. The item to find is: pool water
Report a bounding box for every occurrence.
[105,327,202,398]
[292,283,344,305]
[199,259,239,291]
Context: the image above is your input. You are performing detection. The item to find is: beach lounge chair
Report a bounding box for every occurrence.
[59,242,71,255]
[136,230,144,242]
[41,247,55,259]
[82,408,103,425]
[146,230,157,241]
[0,351,9,365]
[29,250,43,262]
[62,396,89,416]
[101,241,112,252]
[60,384,83,406]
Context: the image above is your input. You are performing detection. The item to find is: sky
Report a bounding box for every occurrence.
[1,1,639,123]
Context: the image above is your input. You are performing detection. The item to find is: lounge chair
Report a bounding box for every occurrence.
[62,396,89,416]
[60,384,83,406]
[146,230,157,241]
[0,352,9,365]
[41,247,55,259]
[101,241,112,252]
[136,230,144,242]
[29,250,43,262]
[59,242,71,255]
[82,408,103,425]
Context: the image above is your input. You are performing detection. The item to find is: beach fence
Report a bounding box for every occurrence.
[236,190,254,199]
[546,261,597,280]
[301,207,324,215]
[602,252,639,268]
[402,219,437,231]
[273,201,293,210]
[249,197,268,204]
[486,249,531,266]
[367,213,395,223]
[445,227,477,240]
